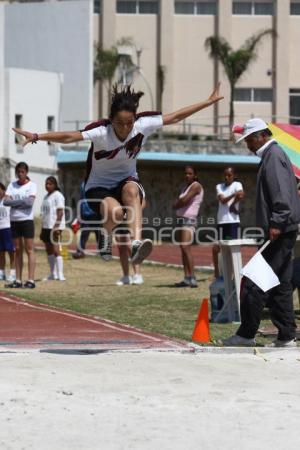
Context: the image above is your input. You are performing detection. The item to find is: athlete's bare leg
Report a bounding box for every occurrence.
[121,183,142,241]
[100,197,124,233]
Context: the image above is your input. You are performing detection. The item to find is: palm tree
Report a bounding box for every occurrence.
[94,45,119,116]
[205,29,276,133]
[94,37,135,115]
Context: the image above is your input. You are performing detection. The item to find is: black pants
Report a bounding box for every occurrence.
[237,231,297,341]
[79,223,101,251]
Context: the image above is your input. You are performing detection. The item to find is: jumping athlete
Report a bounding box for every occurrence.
[13,84,223,265]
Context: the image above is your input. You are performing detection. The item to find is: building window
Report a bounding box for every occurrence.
[232,1,273,15]
[139,1,159,13]
[175,1,217,15]
[94,0,101,14]
[291,1,300,15]
[196,1,217,14]
[175,1,195,14]
[290,88,300,124]
[15,114,23,144]
[116,0,159,14]
[234,88,273,102]
[254,2,273,15]
[117,0,137,13]
[253,88,273,102]
[232,1,252,14]
[234,88,252,101]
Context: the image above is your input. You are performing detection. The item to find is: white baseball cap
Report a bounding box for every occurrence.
[232,118,269,143]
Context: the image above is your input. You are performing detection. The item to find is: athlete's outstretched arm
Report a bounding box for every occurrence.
[12,128,83,147]
[163,83,223,126]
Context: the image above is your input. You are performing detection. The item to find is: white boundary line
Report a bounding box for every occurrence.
[0,294,184,349]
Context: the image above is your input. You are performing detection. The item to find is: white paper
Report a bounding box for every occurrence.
[241,252,280,292]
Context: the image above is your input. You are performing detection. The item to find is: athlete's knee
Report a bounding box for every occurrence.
[122,183,139,201]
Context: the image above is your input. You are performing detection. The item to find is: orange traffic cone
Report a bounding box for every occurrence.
[192,298,211,343]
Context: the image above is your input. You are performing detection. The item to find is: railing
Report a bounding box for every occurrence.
[59,114,300,154]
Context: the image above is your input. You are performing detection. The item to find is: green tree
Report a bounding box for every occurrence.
[94,45,119,115]
[205,29,276,133]
[94,37,135,115]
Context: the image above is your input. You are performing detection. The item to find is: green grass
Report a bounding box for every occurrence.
[2,250,299,345]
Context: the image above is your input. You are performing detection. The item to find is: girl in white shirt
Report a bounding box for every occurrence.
[4,162,37,289]
[213,167,244,279]
[0,183,16,282]
[40,176,66,281]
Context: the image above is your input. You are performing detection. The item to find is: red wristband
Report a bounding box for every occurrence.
[32,133,39,144]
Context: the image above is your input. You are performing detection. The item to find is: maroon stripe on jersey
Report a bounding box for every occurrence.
[80,119,111,132]
[135,111,161,120]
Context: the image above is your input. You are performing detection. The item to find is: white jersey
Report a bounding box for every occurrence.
[216,181,243,224]
[41,190,65,230]
[6,180,37,222]
[82,113,163,190]
[0,198,11,230]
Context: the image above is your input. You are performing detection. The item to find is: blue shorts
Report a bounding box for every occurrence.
[0,228,15,252]
[217,223,240,240]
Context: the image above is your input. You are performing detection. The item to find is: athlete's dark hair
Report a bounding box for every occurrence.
[46,176,60,192]
[185,165,199,182]
[15,161,29,173]
[224,166,236,174]
[0,182,6,191]
[109,84,144,119]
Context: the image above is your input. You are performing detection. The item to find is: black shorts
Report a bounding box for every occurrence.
[114,224,131,236]
[11,220,35,239]
[217,223,240,240]
[40,228,62,244]
[85,177,145,214]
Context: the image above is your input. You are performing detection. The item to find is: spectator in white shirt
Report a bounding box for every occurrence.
[0,182,16,282]
[40,177,66,281]
[212,167,244,279]
[4,162,37,289]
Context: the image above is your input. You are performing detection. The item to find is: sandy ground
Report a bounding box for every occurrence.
[1,349,300,450]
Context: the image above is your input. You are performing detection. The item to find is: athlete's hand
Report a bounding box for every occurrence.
[12,128,37,147]
[208,82,224,105]
[229,204,238,214]
[269,227,281,241]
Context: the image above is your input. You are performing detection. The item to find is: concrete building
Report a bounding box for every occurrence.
[2,0,300,226]
[0,2,63,211]
[6,0,300,131]
[4,0,94,129]
[94,0,300,132]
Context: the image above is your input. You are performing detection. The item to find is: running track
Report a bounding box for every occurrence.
[0,293,191,351]
[0,244,256,351]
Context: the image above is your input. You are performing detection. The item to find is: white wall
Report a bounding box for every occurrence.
[5,67,61,213]
[0,3,5,154]
[4,0,93,130]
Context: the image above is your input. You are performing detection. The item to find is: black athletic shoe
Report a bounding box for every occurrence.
[5,280,22,288]
[24,281,36,289]
[131,239,153,265]
[174,280,191,288]
[72,251,85,259]
[99,233,112,261]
